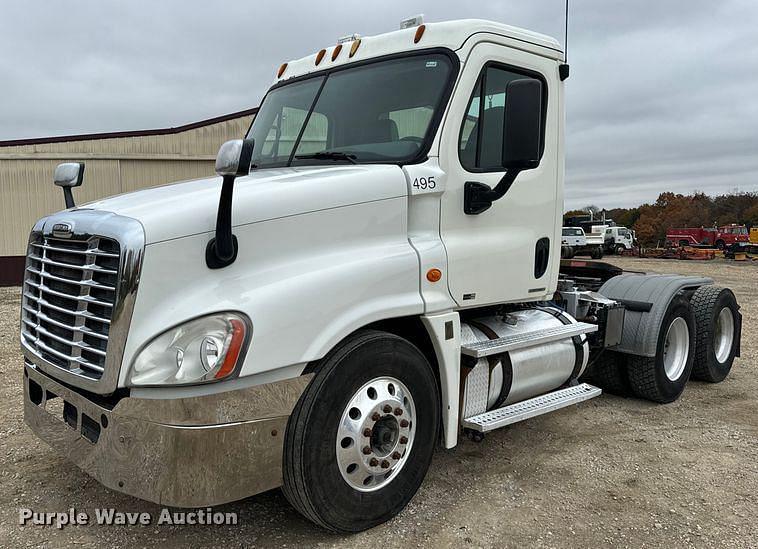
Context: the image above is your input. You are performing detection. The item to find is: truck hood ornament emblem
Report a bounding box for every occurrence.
[52,222,74,238]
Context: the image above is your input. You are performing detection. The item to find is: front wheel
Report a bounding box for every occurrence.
[716,240,726,250]
[615,244,626,255]
[282,330,440,532]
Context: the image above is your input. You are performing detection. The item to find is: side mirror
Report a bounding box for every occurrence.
[464,78,543,215]
[54,162,85,208]
[501,79,543,170]
[206,139,255,269]
[215,139,255,177]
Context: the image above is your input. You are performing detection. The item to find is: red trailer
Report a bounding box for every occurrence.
[666,224,750,249]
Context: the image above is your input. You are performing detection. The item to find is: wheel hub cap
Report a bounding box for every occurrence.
[663,317,689,381]
[336,376,416,492]
[714,307,735,363]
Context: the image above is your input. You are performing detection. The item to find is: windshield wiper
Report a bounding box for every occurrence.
[295,151,358,164]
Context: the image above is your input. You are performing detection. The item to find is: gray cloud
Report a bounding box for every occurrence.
[1,0,756,208]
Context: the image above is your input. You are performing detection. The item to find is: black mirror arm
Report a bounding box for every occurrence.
[62,187,75,209]
[464,168,522,215]
[205,174,239,269]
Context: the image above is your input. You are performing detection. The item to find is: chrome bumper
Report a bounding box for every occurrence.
[23,361,311,507]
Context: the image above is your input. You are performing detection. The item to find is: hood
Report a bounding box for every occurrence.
[80,164,408,244]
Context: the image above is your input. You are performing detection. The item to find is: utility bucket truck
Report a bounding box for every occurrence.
[21,18,742,532]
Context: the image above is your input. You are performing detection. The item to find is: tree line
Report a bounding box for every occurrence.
[565,191,758,246]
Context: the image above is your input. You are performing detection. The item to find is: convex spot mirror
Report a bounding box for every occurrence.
[501,78,543,170]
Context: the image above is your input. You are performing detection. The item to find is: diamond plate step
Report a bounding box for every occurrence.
[462,383,602,432]
[460,322,598,358]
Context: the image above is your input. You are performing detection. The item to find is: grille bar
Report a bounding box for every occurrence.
[21,233,121,380]
[31,255,118,275]
[22,305,109,340]
[25,279,115,308]
[24,336,105,373]
[23,320,107,357]
[27,266,116,291]
[30,242,119,258]
[23,293,111,325]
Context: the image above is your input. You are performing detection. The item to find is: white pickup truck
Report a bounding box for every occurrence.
[561,226,604,259]
[21,17,741,532]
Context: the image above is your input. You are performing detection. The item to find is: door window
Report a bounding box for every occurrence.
[458,65,545,172]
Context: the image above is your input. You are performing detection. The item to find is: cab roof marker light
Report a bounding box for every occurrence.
[277,63,288,78]
[337,33,361,44]
[400,14,424,29]
[332,44,342,61]
[315,48,326,65]
[414,24,426,43]
[349,39,361,58]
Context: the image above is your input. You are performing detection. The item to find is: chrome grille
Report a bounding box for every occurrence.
[21,235,121,380]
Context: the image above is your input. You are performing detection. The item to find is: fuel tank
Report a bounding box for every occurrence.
[460,307,590,417]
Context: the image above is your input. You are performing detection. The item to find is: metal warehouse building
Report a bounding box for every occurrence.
[0,108,257,285]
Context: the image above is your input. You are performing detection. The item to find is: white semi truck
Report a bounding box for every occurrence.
[21,18,741,532]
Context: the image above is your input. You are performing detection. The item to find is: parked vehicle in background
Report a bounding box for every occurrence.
[750,227,758,245]
[602,226,635,254]
[561,227,603,259]
[666,224,750,249]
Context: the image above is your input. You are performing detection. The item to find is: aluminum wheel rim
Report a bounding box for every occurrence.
[663,317,689,381]
[336,376,416,492]
[714,307,735,363]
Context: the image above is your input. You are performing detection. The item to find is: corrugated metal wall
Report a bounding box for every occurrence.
[0,112,254,257]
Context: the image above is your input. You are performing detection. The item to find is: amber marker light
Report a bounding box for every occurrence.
[332,44,342,61]
[315,49,326,65]
[277,63,288,78]
[349,39,361,58]
[426,268,442,282]
[414,24,426,43]
[214,318,246,379]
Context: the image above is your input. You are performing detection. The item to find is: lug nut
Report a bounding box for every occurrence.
[383,404,392,413]
[392,451,402,460]
[363,428,372,437]
[394,407,403,416]
[362,446,371,455]
[400,419,409,428]
[399,436,408,444]
[381,460,390,469]
[371,412,381,421]
[369,458,379,467]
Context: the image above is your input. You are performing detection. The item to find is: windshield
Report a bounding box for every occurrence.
[246,53,455,168]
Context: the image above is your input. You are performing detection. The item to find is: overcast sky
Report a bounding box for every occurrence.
[2,0,757,208]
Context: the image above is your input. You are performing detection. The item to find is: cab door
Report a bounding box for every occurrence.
[437,42,561,307]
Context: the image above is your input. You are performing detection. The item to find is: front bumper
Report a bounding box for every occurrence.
[23,361,311,507]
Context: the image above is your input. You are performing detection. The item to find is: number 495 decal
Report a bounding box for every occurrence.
[412,176,436,190]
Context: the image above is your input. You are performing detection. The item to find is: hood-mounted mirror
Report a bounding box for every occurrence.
[206,139,255,269]
[54,162,85,209]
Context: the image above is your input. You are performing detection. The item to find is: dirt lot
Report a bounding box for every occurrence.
[1,256,756,548]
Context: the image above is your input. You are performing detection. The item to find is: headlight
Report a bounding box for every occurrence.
[129,312,250,386]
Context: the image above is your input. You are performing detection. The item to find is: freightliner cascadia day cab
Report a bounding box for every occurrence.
[21,18,742,532]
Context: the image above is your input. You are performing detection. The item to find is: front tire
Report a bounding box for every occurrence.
[282,330,440,532]
[690,286,739,382]
[615,244,626,255]
[627,296,695,403]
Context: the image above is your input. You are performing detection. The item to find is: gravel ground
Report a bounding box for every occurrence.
[1,256,756,548]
